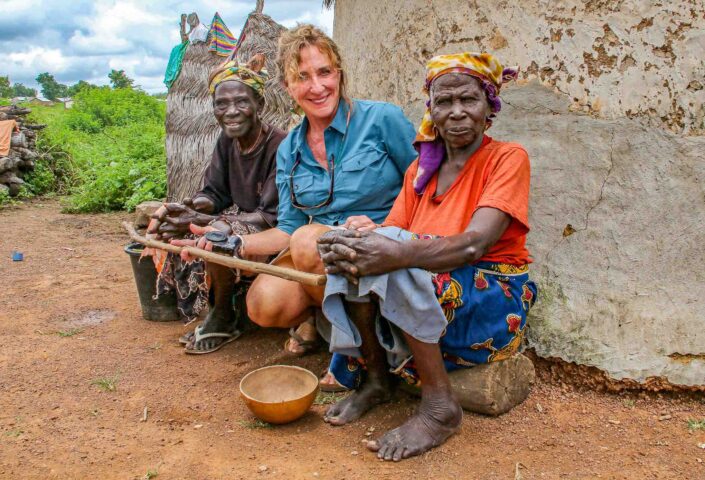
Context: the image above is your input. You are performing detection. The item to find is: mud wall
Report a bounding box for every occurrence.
[333,0,705,387]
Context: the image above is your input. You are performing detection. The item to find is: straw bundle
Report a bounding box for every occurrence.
[165,10,295,202]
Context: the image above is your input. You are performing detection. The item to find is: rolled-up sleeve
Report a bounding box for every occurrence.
[381,104,418,175]
[275,141,309,236]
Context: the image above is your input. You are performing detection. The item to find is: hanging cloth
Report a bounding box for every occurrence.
[0,120,18,156]
[208,12,237,57]
[163,41,189,90]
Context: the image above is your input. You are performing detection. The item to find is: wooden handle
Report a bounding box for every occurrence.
[122,222,326,287]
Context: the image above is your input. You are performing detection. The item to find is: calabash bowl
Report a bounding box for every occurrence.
[239,365,319,425]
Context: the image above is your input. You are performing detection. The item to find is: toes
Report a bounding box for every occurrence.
[376,443,390,460]
[325,404,341,419]
[325,414,347,426]
[392,446,406,462]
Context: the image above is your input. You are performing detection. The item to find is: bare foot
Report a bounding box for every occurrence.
[323,380,391,426]
[366,391,462,461]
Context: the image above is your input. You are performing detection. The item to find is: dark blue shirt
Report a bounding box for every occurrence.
[275,99,417,235]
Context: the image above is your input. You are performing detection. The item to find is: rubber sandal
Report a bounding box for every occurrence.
[283,325,321,357]
[319,370,350,393]
[185,325,242,355]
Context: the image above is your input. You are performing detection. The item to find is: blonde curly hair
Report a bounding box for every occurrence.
[277,23,351,107]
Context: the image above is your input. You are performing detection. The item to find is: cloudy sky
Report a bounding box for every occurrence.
[0,0,334,95]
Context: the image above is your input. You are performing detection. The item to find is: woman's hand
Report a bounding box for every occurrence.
[146,205,168,238]
[170,224,218,261]
[343,215,378,232]
[317,230,406,284]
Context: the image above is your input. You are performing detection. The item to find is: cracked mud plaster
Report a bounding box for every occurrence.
[334,0,705,134]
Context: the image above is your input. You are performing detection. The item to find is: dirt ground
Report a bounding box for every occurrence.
[1,199,704,480]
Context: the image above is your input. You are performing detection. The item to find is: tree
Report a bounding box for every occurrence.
[0,76,12,97]
[35,72,68,100]
[108,69,134,89]
[67,80,96,97]
[12,83,37,97]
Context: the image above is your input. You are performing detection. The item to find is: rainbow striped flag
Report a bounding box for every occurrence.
[208,12,237,56]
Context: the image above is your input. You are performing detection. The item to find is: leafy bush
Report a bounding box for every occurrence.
[27,87,166,212]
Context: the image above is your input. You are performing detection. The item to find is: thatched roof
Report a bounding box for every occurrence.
[165,10,295,202]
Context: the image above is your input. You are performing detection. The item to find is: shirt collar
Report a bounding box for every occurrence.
[292,100,350,153]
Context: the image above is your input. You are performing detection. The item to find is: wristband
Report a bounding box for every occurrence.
[234,234,245,257]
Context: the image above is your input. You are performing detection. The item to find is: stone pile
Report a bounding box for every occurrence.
[0,105,47,197]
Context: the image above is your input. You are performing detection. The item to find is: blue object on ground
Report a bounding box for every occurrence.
[11,251,23,261]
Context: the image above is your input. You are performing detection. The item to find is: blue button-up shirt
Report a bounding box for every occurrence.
[275,99,417,235]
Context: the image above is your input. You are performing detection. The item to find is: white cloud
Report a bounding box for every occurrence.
[2,0,335,94]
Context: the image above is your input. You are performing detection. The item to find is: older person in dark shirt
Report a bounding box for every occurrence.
[148,54,286,354]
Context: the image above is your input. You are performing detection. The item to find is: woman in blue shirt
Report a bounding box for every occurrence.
[226,24,417,360]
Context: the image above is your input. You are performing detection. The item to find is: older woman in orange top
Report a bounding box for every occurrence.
[316,52,537,461]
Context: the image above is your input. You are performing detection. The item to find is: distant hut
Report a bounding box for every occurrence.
[165,2,294,202]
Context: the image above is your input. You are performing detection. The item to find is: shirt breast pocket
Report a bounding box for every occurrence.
[339,148,387,195]
[290,173,327,208]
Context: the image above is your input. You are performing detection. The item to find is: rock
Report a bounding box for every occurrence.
[0,172,24,185]
[17,148,37,161]
[0,156,21,173]
[10,132,26,148]
[0,184,9,197]
[7,182,22,197]
[401,354,535,416]
[134,200,164,228]
[20,160,35,171]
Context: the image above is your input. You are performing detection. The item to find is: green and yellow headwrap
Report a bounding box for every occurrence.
[208,54,268,97]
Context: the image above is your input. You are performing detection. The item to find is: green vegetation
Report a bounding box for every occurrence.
[0,76,36,98]
[237,419,273,429]
[56,328,83,337]
[91,373,120,392]
[36,72,68,100]
[314,391,346,405]
[3,429,23,438]
[27,86,166,212]
[108,69,135,89]
[687,419,705,431]
[144,469,159,479]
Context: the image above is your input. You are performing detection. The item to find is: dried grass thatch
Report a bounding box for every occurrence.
[165,10,294,202]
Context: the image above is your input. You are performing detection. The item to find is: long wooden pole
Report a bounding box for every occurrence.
[122,222,326,287]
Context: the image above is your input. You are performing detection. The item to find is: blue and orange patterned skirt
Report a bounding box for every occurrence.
[328,261,537,389]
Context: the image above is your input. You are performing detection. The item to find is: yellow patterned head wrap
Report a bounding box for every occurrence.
[417,52,517,142]
[208,53,268,96]
[413,52,518,194]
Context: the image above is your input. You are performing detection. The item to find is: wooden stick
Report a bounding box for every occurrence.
[122,222,326,286]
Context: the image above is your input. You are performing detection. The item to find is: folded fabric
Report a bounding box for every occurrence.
[208,12,237,57]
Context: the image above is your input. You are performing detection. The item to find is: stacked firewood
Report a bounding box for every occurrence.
[0,105,46,196]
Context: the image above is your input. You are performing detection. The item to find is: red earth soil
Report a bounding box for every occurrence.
[1,199,704,479]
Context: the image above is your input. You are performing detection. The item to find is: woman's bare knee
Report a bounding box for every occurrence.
[290,224,329,273]
[246,276,310,328]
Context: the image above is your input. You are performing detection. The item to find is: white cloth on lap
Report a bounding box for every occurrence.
[319,226,448,367]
